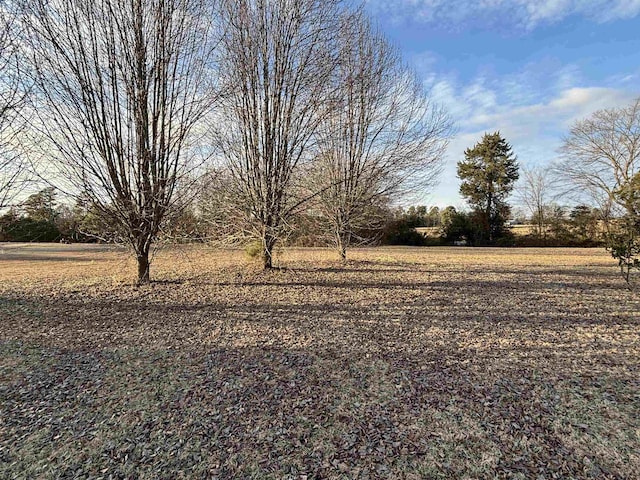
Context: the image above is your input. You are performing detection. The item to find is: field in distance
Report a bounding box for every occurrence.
[1,245,639,479]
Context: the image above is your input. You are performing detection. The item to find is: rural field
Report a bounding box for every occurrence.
[1,244,639,479]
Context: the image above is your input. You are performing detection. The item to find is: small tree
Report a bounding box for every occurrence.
[608,172,640,284]
[214,0,344,268]
[457,132,519,244]
[569,205,599,240]
[309,13,450,260]
[517,166,556,239]
[22,0,217,283]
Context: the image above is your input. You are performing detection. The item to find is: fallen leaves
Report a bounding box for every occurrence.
[0,246,639,479]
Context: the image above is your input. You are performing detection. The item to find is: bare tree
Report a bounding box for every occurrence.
[0,2,28,210]
[308,14,450,260]
[214,0,344,269]
[22,0,217,283]
[557,97,640,220]
[517,166,556,238]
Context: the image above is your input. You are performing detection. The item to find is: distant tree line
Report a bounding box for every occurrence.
[0,187,120,243]
[378,203,606,248]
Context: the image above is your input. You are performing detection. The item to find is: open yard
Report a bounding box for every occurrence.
[1,244,639,479]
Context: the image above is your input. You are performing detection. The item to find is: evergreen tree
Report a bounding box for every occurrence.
[22,187,58,223]
[457,132,519,243]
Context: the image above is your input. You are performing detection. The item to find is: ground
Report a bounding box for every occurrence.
[1,244,639,479]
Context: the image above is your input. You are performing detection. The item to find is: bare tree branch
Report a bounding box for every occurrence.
[556,97,640,222]
[0,1,29,210]
[307,13,451,260]
[21,0,218,283]
[212,0,344,269]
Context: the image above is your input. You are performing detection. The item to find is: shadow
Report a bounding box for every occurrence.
[293,266,418,274]
[203,276,624,295]
[147,279,184,286]
[0,254,110,263]
[3,271,637,348]
[1,339,634,478]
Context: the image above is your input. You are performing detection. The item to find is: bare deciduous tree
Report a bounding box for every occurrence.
[558,98,640,282]
[0,2,28,210]
[214,0,343,269]
[22,0,217,283]
[557,97,640,220]
[309,14,450,260]
[517,166,556,238]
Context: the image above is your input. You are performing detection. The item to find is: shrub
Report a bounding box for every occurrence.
[380,220,426,246]
[245,241,263,259]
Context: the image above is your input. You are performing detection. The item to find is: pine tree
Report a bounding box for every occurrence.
[457,132,519,243]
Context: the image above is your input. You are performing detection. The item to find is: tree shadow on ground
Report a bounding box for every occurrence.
[1,340,635,479]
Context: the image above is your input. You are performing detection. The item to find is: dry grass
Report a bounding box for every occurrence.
[1,244,639,479]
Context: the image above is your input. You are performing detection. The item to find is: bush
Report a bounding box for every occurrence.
[512,235,605,248]
[494,234,516,247]
[380,220,427,246]
[245,241,263,259]
[607,227,640,284]
[0,216,61,242]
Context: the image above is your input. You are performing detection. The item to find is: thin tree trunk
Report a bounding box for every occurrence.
[339,244,347,262]
[337,228,350,262]
[136,249,150,284]
[487,192,493,244]
[262,231,277,269]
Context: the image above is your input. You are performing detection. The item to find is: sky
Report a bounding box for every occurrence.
[364,0,640,209]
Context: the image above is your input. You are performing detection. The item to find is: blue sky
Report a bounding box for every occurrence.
[364,0,640,208]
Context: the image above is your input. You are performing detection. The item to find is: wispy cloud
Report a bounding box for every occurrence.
[366,0,640,30]
[420,60,639,206]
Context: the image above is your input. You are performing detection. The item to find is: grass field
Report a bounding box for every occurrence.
[1,244,639,479]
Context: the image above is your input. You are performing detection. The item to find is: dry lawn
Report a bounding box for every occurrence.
[1,244,639,479]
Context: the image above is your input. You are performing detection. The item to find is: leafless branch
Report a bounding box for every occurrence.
[21,0,219,282]
[556,97,640,222]
[0,1,29,210]
[306,13,451,259]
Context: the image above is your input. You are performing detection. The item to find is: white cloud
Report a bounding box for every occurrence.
[366,0,640,30]
[421,64,639,206]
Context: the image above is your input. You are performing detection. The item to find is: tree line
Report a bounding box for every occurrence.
[1,0,638,284]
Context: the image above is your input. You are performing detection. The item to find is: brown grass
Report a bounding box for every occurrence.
[1,244,639,479]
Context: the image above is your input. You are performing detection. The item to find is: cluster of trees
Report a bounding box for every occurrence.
[382,203,607,248]
[508,99,640,280]
[0,187,114,243]
[448,108,640,273]
[2,0,638,283]
[381,132,521,247]
[0,0,451,282]
[387,104,640,265]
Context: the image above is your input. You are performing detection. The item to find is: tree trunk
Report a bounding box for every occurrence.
[136,250,150,284]
[262,231,277,269]
[487,192,493,244]
[263,248,272,269]
[339,245,347,262]
[337,229,350,262]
